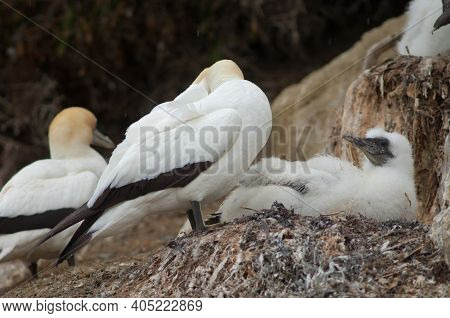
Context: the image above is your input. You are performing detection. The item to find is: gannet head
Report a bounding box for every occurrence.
[196,60,244,92]
[343,127,414,175]
[192,67,210,85]
[49,107,115,159]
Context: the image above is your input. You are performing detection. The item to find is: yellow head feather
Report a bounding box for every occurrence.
[48,107,98,158]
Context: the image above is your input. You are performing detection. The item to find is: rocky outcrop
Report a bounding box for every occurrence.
[266,15,406,160]
[430,133,449,266]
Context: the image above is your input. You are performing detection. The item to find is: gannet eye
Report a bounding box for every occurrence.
[378,138,389,147]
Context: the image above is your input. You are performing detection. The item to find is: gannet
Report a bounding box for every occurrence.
[0,107,113,276]
[433,0,450,32]
[216,128,418,223]
[364,0,450,69]
[35,60,272,264]
[397,0,450,56]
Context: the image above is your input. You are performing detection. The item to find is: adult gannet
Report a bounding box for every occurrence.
[433,0,450,32]
[36,60,272,264]
[364,0,450,69]
[216,128,418,223]
[397,0,450,56]
[0,107,113,276]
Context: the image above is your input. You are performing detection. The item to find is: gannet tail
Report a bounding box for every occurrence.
[56,213,102,265]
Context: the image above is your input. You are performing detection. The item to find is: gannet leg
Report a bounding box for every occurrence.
[28,262,38,278]
[67,255,75,267]
[190,201,206,232]
[186,209,196,231]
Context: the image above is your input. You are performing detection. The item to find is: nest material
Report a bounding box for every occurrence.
[6,204,448,297]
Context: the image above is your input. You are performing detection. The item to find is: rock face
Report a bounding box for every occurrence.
[431,208,450,266]
[5,204,448,297]
[266,15,406,160]
[430,133,450,266]
[330,55,449,223]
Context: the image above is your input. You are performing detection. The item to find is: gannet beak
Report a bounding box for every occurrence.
[433,3,450,33]
[343,134,393,166]
[93,129,115,149]
[343,135,370,149]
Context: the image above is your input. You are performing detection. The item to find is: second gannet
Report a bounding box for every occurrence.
[216,128,418,223]
[35,60,272,264]
[0,107,113,276]
[397,0,450,56]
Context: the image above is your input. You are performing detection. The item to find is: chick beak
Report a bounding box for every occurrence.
[343,134,393,166]
[343,134,373,150]
[343,134,361,146]
[92,129,115,149]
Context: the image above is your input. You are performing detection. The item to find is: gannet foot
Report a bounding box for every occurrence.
[67,255,75,267]
[188,201,207,232]
[186,209,196,230]
[28,262,38,278]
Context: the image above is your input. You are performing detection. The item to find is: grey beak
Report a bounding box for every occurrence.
[343,134,393,166]
[93,129,115,149]
[343,134,359,144]
[343,135,368,149]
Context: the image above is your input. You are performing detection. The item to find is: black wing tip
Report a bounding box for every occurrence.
[27,230,58,261]
[26,203,91,262]
[57,232,93,266]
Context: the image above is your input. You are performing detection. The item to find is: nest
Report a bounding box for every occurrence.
[6,203,448,297]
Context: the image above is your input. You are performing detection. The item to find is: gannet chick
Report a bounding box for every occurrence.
[35,60,272,265]
[397,0,450,56]
[217,128,418,223]
[0,107,113,276]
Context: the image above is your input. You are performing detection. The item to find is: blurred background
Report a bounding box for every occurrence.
[0,0,410,186]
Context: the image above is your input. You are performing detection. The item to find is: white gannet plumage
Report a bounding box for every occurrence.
[217,128,418,223]
[37,60,272,264]
[0,107,113,274]
[397,0,450,56]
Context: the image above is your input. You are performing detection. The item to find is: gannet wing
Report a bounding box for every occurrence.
[173,83,208,103]
[90,101,204,202]
[100,83,207,179]
[0,160,98,233]
[94,106,241,209]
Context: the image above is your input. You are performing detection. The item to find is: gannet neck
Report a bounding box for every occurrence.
[364,152,415,178]
[192,68,209,85]
[206,60,244,92]
[192,68,211,93]
[49,107,97,159]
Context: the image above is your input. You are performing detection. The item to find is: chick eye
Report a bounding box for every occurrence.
[378,138,389,147]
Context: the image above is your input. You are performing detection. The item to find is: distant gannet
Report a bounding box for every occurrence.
[397,0,450,56]
[36,60,272,264]
[0,107,113,276]
[433,0,450,32]
[216,128,418,223]
[363,0,450,69]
